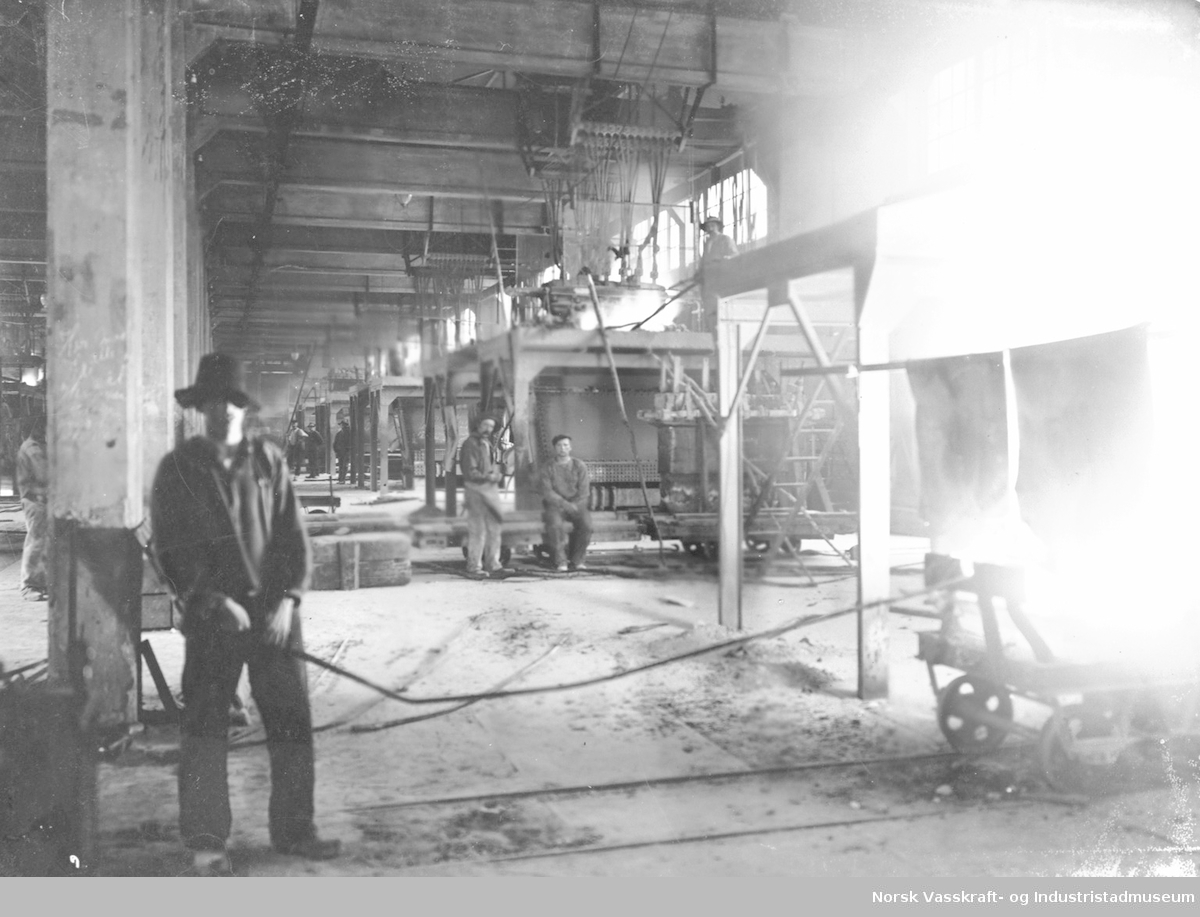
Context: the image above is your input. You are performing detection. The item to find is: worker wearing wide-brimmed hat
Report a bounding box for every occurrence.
[697,215,737,331]
[459,414,506,578]
[151,353,339,873]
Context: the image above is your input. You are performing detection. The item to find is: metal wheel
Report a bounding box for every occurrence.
[936,674,1013,753]
[1038,704,1121,794]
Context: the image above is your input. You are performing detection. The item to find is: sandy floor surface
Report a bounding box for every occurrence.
[2,488,1198,877]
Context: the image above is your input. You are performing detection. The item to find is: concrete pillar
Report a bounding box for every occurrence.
[46,0,181,728]
[171,6,199,441]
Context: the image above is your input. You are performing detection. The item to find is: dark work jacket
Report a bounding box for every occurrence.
[150,436,310,634]
[459,433,498,493]
[333,426,350,457]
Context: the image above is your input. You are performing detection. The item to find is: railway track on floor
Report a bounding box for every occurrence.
[346,750,970,814]
[346,748,1062,867]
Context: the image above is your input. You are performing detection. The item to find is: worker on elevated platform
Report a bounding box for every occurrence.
[698,215,737,332]
[540,434,592,572]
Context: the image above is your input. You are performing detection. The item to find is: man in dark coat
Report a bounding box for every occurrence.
[333,419,351,484]
[151,353,339,874]
[304,422,324,478]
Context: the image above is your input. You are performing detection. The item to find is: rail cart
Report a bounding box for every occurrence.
[911,554,1200,793]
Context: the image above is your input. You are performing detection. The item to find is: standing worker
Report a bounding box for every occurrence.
[286,420,307,477]
[333,418,351,484]
[150,353,339,874]
[697,215,737,332]
[304,422,324,479]
[459,416,505,579]
[540,434,592,573]
[16,414,48,601]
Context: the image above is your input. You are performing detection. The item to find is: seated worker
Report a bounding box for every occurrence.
[539,434,592,572]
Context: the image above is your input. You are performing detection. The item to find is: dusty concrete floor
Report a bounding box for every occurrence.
[1,486,1198,877]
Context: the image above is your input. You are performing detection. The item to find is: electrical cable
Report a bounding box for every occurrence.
[348,642,562,733]
[133,529,961,732]
[284,575,967,709]
[610,7,638,83]
[636,10,674,101]
[582,271,666,561]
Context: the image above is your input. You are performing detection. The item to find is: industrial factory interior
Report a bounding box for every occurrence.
[2,0,1200,883]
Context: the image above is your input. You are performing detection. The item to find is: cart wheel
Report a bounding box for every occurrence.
[937,674,1013,754]
[1038,704,1119,794]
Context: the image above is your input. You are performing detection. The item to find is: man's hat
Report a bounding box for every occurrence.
[700,215,723,230]
[175,353,258,409]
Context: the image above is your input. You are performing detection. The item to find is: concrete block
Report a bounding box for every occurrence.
[310,531,412,591]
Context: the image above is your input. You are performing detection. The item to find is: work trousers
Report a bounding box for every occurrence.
[20,498,47,595]
[336,453,349,484]
[543,501,592,567]
[178,605,315,852]
[464,487,502,573]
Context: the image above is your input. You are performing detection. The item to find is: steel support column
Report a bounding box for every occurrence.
[716,313,742,629]
[857,296,889,699]
[423,377,437,510]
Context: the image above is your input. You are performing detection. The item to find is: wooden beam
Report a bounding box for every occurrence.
[197,132,541,201]
[705,209,878,300]
[186,0,870,97]
[203,184,547,234]
[194,55,529,149]
[192,52,742,153]
[207,221,493,257]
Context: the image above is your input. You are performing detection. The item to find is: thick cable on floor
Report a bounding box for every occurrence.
[288,575,966,710]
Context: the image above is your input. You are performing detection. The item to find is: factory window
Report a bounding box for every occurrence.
[618,164,766,284]
[454,308,476,348]
[927,58,976,173]
[926,36,1042,175]
[697,165,768,250]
